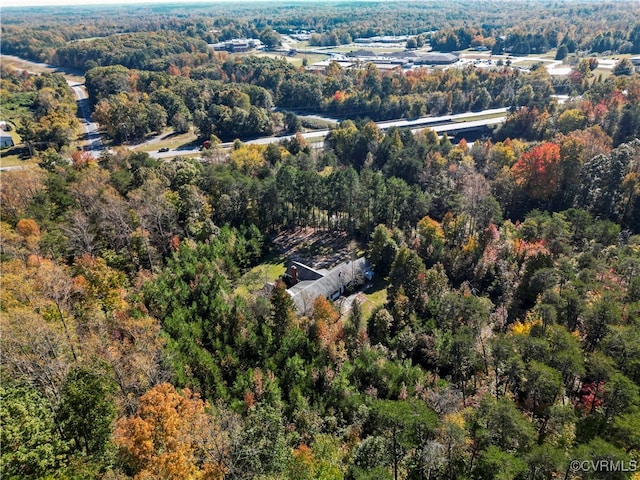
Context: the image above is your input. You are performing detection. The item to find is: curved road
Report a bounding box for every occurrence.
[1,55,104,155]
[68,82,104,154]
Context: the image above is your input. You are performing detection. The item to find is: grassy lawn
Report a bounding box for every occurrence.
[291,53,328,67]
[301,136,328,145]
[289,40,309,49]
[0,127,30,168]
[509,59,547,68]
[234,254,286,298]
[539,50,560,60]
[252,52,291,61]
[0,149,36,168]
[593,68,614,80]
[327,45,407,55]
[132,131,199,153]
[360,276,388,319]
[452,111,508,123]
[325,46,359,53]
[1,55,85,84]
[300,117,337,129]
[250,51,328,67]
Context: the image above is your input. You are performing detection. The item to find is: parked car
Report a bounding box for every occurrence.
[158,147,170,152]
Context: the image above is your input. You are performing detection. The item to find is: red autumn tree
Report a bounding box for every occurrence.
[511,142,561,201]
[71,150,95,170]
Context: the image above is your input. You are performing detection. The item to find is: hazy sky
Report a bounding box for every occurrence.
[3,0,232,7]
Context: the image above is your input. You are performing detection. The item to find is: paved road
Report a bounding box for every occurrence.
[149,108,509,160]
[2,55,506,162]
[68,82,104,153]
[429,116,506,134]
[376,107,509,129]
[1,55,104,155]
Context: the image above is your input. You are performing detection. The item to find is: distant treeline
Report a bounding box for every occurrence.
[3,1,640,65]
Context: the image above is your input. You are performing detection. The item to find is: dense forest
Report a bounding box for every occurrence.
[3,1,640,60]
[2,1,640,480]
[3,1,640,144]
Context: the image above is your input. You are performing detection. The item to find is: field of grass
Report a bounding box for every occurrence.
[252,52,292,61]
[593,68,614,80]
[537,50,560,60]
[360,276,388,319]
[233,254,286,298]
[299,116,337,129]
[328,45,407,55]
[0,148,36,169]
[452,111,508,123]
[132,130,199,153]
[0,127,28,168]
[508,59,548,68]
[301,136,328,147]
[290,53,328,67]
[289,40,309,49]
[1,152,28,168]
[251,51,329,67]
[1,55,85,84]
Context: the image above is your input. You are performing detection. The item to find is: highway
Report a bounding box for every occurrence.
[376,107,508,129]
[1,55,508,161]
[149,108,509,160]
[429,116,506,134]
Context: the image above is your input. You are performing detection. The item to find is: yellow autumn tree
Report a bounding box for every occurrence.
[229,144,266,176]
[0,168,46,223]
[417,215,445,263]
[114,383,226,480]
[0,257,79,409]
[437,411,471,474]
[510,312,542,336]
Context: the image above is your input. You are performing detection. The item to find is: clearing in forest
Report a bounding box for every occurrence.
[272,227,364,270]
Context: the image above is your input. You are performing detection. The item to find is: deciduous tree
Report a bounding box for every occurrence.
[114,383,226,480]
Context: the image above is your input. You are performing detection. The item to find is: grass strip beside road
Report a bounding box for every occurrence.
[452,111,508,122]
[1,55,85,84]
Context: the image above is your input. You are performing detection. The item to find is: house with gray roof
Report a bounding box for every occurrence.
[0,134,14,148]
[285,257,373,314]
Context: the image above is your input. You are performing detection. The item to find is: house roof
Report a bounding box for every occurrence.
[416,52,459,64]
[287,257,370,313]
[290,261,324,282]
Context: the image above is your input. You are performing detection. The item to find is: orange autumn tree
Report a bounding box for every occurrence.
[114,383,226,480]
[311,296,346,363]
[511,142,561,201]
